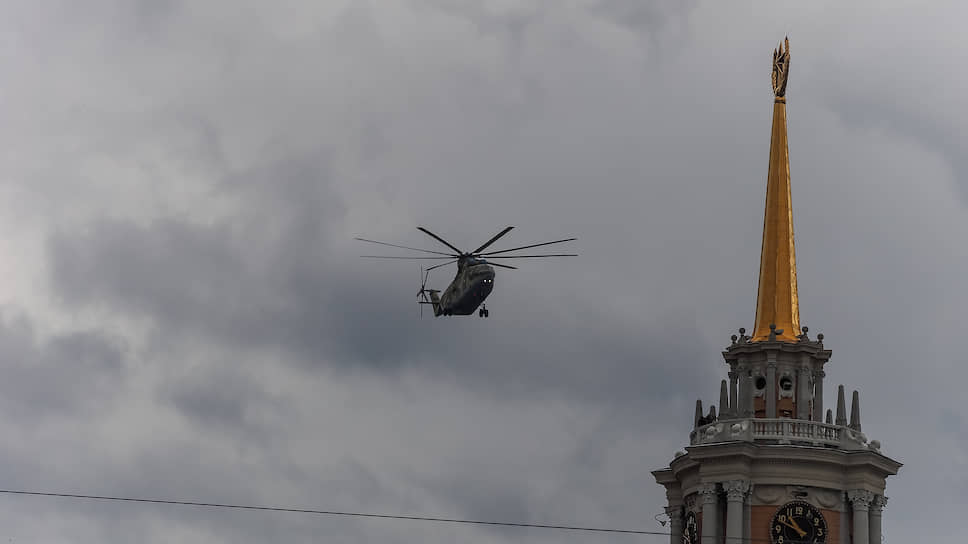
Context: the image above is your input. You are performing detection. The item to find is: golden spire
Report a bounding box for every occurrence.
[752,37,801,343]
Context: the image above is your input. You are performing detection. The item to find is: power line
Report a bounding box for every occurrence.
[0,489,660,536]
[0,489,865,543]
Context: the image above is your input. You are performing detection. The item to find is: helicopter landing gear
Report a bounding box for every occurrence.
[478,305,489,318]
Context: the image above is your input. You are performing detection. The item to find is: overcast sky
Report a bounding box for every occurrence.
[0,1,964,542]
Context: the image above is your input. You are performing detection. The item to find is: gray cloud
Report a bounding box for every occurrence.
[0,310,126,420]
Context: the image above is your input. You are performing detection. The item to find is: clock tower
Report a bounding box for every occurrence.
[652,39,901,544]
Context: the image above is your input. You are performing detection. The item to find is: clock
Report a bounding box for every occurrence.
[682,511,698,544]
[770,500,827,543]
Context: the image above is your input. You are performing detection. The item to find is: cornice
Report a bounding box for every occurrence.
[665,442,902,486]
[723,341,831,360]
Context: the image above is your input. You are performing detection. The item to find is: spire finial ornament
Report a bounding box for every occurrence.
[752,37,801,343]
[836,385,847,426]
[720,380,730,417]
[772,36,791,99]
[850,390,862,431]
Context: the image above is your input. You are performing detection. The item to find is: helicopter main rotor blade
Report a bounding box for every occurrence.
[354,237,456,256]
[470,226,514,255]
[479,237,576,256]
[487,262,517,269]
[485,254,578,258]
[425,259,458,272]
[360,255,455,259]
[417,227,464,254]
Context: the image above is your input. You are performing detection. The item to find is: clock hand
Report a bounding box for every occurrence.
[787,516,807,535]
[779,519,807,537]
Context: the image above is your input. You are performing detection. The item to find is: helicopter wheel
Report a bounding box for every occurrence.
[478,309,483,318]
[484,309,489,318]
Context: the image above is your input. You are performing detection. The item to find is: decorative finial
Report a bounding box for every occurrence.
[796,325,810,342]
[835,385,847,426]
[772,36,791,98]
[731,334,738,346]
[816,332,824,345]
[736,327,750,344]
[719,380,730,417]
[849,390,861,431]
[768,323,784,342]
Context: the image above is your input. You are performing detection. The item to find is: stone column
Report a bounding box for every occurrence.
[728,371,738,419]
[723,480,750,544]
[745,372,755,417]
[743,484,753,544]
[766,361,777,418]
[797,366,811,419]
[848,490,874,544]
[813,370,825,421]
[838,492,849,544]
[699,483,719,544]
[665,505,683,544]
[870,495,886,544]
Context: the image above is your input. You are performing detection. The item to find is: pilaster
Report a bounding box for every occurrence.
[723,480,750,544]
[848,489,874,544]
[766,360,777,418]
[743,483,753,544]
[869,495,886,544]
[839,491,849,544]
[797,365,811,419]
[699,483,719,544]
[745,371,755,417]
[665,505,683,544]
[813,370,825,421]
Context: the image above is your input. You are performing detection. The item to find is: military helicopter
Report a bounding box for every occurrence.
[355,226,576,318]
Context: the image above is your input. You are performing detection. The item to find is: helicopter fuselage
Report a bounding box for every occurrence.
[436,260,495,315]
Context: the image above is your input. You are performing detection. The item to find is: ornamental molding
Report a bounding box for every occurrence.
[814,489,842,509]
[753,485,784,504]
[698,483,718,503]
[847,489,874,510]
[871,495,887,513]
[723,480,751,501]
[685,494,697,510]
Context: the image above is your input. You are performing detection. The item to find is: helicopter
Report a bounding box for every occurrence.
[355,226,576,318]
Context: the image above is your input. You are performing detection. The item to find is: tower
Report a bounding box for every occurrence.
[652,39,901,544]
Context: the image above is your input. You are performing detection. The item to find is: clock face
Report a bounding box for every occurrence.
[682,511,698,544]
[770,501,827,543]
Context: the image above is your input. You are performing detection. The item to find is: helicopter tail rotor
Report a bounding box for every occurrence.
[417,267,438,318]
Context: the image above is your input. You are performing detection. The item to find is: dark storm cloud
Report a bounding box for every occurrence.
[0,310,126,419]
[48,151,342,348]
[47,186,711,407]
[162,366,291,445]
